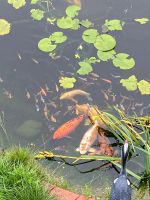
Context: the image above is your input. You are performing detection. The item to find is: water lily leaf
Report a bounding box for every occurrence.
[137,80,150,95]
[70,18,80,30]
[94,34,116,51]
[30,9,44,21]
[97,50,116,61]
[77,62,93,75]
[80,19,92,28]
[50,32,67,43]
[82,29,99,43]
[8,0,26,9]
[87,57,100,64]
[0,19,11,36]
[104,19,124,31]
[31,0,39,4]
[120,75,138,91]
[59,77,77,89]
[57,17,75,29]
[112,53,135,69]
[38,38,56,52]
[134,18,149,24]
[66,5,80,18]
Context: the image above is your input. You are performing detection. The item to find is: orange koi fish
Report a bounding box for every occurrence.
[38,87,47,96]
[78,121,99,154]
[53,114,86,139]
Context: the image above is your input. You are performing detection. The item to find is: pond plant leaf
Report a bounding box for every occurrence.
[120,75,138,91]
[50,32,67,43]
[82,29,99,43]
[70,18,80,30]
[94,34,116,51]
[8,0,26,9]
[59,77,77,89]
[31,0,39,4]
[0,19,11,36]
[97,50,116,61]
[104,19,124,31]
[112,53,135,69]
[134,18,149,24]
[137,80,150,95]
[66,5,81,18]
[38,38,56,52]
[80,19,92,28]
[30,9,44,21]
[77,61,93,75]
[87,57,100,64]
[57,16,79,29]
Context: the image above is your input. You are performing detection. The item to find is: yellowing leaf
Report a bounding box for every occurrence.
[30,9,44,21]
[0,19,11,36]
[59,77,77,89]
[8,0,26,9]
[137,80,150,95]
[134,18,149,24]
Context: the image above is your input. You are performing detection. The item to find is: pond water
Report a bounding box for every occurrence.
[0,0,150,197]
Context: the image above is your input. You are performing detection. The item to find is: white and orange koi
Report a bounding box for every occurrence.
[78,121,99,154]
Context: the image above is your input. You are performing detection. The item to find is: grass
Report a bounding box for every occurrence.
[0,147,55,200]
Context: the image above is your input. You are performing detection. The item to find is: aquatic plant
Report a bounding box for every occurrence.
[8,0,26,9]
[0,19,11,36]
[59,77,77,89]
[30,9,45,21]
[134,18,149,24]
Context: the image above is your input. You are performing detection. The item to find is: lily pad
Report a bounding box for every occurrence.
[97,50,116,61]
[87,57,100,64]
[112,53,135,69]
[57,17,76,29]
[80,19,92,28]
[8,0,26,9]
[137,80,150,95]
[82,29,99,43]
[70,18,80,30]
[59,77,77,89]
[38,38,56,52]
[31,0,39,4]
[77,62,93,75]
[104,19,124,31]
[66,5,80,18]
[50,32,67,43]
[94,34,116,51]
[134,18,149,24]
[120,75,138,91]
[30,9,44,21]
[0,19,11,36]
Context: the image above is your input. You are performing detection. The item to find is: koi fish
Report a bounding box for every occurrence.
[78,121,99,154]
[38,87,47,96]
[53,114,86,139]
[66,0,82,7]
[60,89,91,101]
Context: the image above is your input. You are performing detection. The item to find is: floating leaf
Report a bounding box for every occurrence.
[82,29,99,43]
[120,75,138,91]
[137,80,150,95]
[0,19,11,36]
[31,0,39,4]
[38,38,56,52]
[97,50,116,61]
[134,18,149,24]
[30,9,44,21]
[50,32,67,43]
[66,5,80,18]
[104,19,124,31]
[94,34,116,51]
[57,17,78,29]
[77,62,93,75]
[87,57,100,64]
[70,18,80,30]
[80,19,92,28]
[59,77,77,89]
[112,53,135,69]
[8,0,26,9]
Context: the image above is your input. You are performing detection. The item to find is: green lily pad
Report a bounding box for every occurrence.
[97,50,116,61]
[80,19,92,28]
[30,9,44,21]
[87,57,100,64]
[59,77,77,89]
[8,0,26,9]
[57,17,75,29]
[82,29,99,43]
[38,38,56,52]
[70,18,80,30]
[134,18,149,24]
[120,75,138,91]
[94,34,116,51]
[137,80,150,95]
[112,53,135,69]
[77,61,93,75]
[31,0,39,4]
[50,32,67,43]
[66,5,80,18]
[0,19,11,36]
[104,19,124,31]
